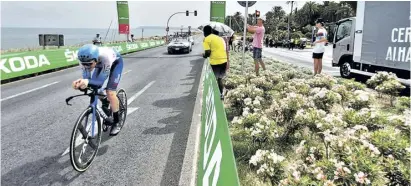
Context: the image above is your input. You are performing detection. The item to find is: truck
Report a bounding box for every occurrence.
[332,1,410,86]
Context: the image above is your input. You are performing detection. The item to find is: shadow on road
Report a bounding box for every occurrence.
[1,129,116,185]
[142,57,203,186]
[1,154,81,186]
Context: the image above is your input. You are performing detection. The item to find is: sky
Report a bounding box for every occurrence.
[1,1,306,29]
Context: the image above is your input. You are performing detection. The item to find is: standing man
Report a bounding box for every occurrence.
[312,19,328,75]
[202,26,228,100]
[247,17,266,76]
[92,34,102,45]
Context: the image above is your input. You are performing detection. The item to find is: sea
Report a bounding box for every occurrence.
[0,27,188,50]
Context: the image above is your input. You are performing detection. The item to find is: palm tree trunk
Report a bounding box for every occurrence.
[288,1,293,40]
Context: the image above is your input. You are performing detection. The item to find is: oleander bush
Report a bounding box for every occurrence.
[224,51,410,186]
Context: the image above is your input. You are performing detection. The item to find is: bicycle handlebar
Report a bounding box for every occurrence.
[65,87,107,106]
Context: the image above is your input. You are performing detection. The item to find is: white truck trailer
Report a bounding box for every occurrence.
[332,1,410,86]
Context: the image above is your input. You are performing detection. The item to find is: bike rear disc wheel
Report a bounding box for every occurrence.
[116,88,128,129]
[70,107,102,172]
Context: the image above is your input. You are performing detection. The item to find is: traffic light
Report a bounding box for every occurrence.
[186,10,189,16]
[255,10,260,17]
[194,10,197,16]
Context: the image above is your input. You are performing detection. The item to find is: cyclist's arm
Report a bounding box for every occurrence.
[88,65,111,89]
[81,66,91,79]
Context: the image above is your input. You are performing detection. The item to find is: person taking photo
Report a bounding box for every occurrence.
[247,17,266,76]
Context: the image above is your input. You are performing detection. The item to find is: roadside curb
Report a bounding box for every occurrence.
[178,58,206,186]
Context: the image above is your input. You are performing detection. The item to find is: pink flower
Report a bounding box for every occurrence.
[316,172,326,180]
[354,172,370,184]
[292,171,301,181]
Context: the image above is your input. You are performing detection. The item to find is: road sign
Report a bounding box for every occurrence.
[237,1,257,7]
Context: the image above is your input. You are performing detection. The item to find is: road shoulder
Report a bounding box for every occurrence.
[178,59,206,186]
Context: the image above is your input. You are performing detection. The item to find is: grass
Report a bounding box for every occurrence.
[237,163,270,186]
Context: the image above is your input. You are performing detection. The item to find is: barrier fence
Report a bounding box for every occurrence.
[197,61,240,186]
[0,40,165,81]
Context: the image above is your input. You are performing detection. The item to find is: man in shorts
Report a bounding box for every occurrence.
[247,17,266,76]
[312,19,328,75]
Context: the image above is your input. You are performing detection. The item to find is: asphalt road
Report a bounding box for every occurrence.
[1,40,204,185]
[263,45,341,77]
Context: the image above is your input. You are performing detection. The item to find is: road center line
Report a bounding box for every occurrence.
[127,81,155,105]
[1,81,60,102]
[122,70,132,75]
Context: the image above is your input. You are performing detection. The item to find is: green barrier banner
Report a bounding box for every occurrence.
[210,1,226,23]
[0,40,165,80]
[197,62,240,186]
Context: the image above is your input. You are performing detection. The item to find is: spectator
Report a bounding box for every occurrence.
[92,34,102,45]
[312,18,328,75]
[265,37,269,47]
[229,36,234,51]
[247,17,266,76]
[202,25,228,100]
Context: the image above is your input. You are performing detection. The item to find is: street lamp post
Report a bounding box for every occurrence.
[166,10,197,42]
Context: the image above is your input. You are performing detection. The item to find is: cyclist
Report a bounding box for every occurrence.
[72,44,124,136]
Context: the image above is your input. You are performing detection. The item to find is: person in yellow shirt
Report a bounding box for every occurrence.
[202,25,228,100]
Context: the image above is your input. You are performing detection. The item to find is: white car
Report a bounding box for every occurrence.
[167,38,192,54]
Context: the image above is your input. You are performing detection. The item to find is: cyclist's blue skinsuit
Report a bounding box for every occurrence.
[79,47,124,92]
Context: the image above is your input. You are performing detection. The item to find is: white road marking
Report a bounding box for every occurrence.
[1,81,60,102]
[127,107,139,114]
[122,70,132,75]
[127,81,155,105]
[61,81,155,156]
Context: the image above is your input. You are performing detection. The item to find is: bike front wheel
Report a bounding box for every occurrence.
[116,88,128,130]
[70,107,102,172]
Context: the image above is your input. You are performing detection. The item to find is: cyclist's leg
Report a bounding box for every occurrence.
[106,57,124,125]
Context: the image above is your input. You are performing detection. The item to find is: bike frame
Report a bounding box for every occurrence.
[66,88,107,137]
[89,92,99,137]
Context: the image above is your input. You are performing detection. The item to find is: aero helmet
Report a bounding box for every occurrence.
[77,44,99,64]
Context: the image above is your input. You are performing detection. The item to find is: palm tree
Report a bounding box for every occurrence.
[340,1,357,15]
[270,6,286,40]
[336,4,353,20]
[323,1,340,22]
[286,1,296,40]
[233,12,244,32]
[305,1,319,24]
